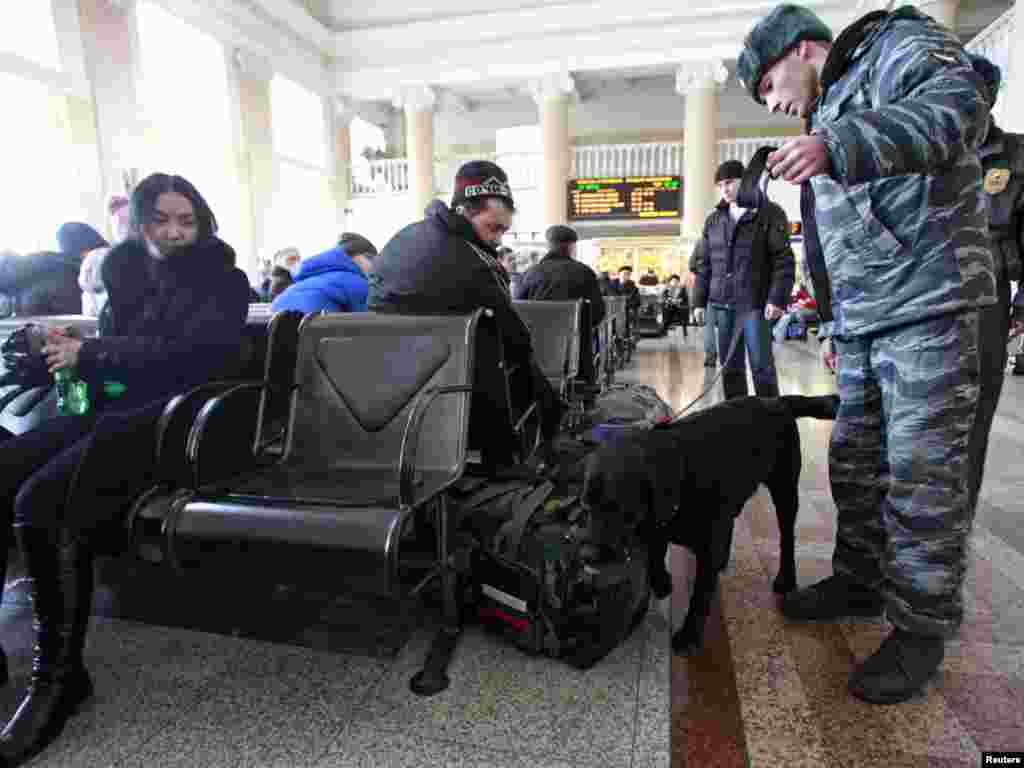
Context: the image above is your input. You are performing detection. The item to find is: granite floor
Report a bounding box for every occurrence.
[658,328,1024,768]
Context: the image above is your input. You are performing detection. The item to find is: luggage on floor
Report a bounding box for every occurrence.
[578,383,673,447]
[457,479,649,669]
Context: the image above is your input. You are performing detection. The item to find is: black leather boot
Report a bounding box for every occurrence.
[848,627,945,704]
[0,537,8,687]
[0,526,94,766]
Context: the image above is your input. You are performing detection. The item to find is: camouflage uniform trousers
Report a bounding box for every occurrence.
[831,310,981,639]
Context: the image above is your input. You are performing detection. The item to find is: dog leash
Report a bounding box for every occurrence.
[663,308,756,425]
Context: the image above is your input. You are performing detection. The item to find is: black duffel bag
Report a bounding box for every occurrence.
[457,478,649,670]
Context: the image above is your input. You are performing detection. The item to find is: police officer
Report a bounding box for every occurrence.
[515,225,606,386]
[738,4,995,703]
[967,54,1024,510]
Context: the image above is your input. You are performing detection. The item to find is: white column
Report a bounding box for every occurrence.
[529,71,575,230]
[677,60,728,243]
[74,0,146,219]
[230,47,275,272]
[332,96,355,234]
[917,0,960,30]
[394,85,437,222]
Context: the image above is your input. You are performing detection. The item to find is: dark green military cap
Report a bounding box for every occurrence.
[737,4,833,104]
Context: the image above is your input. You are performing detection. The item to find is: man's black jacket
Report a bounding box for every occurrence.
[692,200,794,312]
[368,200,534,363]
[513,251,606,326]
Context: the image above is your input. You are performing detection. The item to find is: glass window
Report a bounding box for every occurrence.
[0,2,60,71]
[136,3,240,253]
[0,72,87,253]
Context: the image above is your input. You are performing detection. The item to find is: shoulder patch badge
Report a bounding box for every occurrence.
[984,168,1010,195]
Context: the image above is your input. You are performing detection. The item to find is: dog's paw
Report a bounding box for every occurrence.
[671,623,705,656]
[772,572,797,595]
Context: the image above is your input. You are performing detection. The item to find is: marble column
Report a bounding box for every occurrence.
[332,97,355,234]
[74,0,146,222]
[917,0,960,30]
[231,47,275,273]
[677,60,728,246]
[394,85,437,222]
[529,71,575,230]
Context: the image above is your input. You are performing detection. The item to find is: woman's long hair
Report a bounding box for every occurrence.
[128,173,218,241]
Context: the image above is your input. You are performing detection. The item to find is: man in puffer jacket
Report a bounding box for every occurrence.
[369,160,562,469]
[271,233,377,314]
[738,4,995,704]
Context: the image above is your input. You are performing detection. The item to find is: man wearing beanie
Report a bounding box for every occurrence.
[966,55,1024,511]
[737,3,996,703]
[369,160,562,468]
[691,159,794,398]
[515,224,606,387]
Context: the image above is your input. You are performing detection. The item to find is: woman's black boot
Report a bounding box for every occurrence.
[0,526,94,766]
[0,537,8,687]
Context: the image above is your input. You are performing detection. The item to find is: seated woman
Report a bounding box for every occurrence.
[772,283,818,343]
[0,173,250,766]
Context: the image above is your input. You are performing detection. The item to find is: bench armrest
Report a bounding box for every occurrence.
[398,384,473,508]
[185,380,268,489]
[155,380,246,486]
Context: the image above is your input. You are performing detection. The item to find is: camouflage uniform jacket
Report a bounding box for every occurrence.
[809,6,995,338]
[977,123,1024,321]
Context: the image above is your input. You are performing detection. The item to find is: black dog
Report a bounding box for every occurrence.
[580,394,839,655]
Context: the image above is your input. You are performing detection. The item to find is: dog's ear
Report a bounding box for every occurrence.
[646,436,682,527]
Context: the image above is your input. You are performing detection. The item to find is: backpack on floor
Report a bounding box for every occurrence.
[578,383,673,448]
[457,479,649,669]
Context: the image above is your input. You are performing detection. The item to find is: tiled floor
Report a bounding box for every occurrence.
[663,330,1024,767]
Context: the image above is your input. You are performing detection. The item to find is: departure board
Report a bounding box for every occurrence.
[568,176,682,221]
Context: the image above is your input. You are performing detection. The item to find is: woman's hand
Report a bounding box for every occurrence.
[42,329,83,374]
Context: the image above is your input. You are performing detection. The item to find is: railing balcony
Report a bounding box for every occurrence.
[350,137,793,197]
[351,157,410,195]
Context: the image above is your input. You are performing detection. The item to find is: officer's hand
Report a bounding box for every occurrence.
[767,136,831,185]
[1010,319,1024,339]
[764,303,784,321]
[692,308,706,326]
[820,338,837,374]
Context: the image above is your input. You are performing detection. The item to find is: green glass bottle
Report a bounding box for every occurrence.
[54,368,90,416]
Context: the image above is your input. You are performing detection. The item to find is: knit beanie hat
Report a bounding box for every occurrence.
[715,160,745,183]
[737,4,833,104]
[545,225,578,244]
[451,160,515,211]
[56,222,108,256]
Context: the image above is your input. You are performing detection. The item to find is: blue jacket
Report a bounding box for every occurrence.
[271,246,368,314]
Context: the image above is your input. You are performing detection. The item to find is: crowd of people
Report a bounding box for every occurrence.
[0,2,1022,764]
